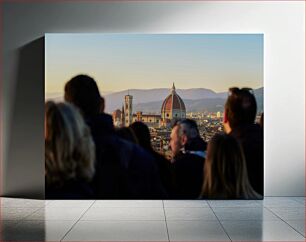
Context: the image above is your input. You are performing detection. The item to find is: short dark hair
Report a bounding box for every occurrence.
[225,87,257,128]
[64,75,102,118]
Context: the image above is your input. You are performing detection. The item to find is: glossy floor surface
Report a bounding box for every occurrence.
[0,197,304,241]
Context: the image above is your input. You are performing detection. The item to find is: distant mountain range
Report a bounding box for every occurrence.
[104,87,263,113]
[46,87,263,114]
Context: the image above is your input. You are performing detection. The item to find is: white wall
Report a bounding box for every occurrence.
[2,1,304,197]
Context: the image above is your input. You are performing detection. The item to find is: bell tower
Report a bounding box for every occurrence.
[124,93,133,126]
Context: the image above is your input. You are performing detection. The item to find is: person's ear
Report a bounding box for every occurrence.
[223,109,231,134]
[181,134,188,146]
[223,109,228,123]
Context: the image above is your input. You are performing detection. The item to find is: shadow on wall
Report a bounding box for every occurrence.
[4,37,45,199]
[0,218,46,241]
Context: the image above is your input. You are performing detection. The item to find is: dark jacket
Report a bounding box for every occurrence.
[230,123,264,196]
[46,179,94,199]
[150,151,174,196]
[171,136,207,199]
[87,113,167,199]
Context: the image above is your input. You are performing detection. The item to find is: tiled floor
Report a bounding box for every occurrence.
[0,197,304,241]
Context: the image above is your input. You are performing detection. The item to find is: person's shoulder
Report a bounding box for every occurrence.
[172,152,204,176]
[46,180,94,199]
[245,124,263,139]
[118,138,156,168]
[248,123,262,132]
[133,143,155,163]
[231,124,262,137]
[87,113,115,136]
[186,137,207,151]
[152,150,167,161]
[172,152,184,162]
[173,152,194,165]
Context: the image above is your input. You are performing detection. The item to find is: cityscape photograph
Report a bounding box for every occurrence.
[45,33,263,158]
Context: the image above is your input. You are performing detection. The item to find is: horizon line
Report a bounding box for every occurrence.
[46,86,264,95]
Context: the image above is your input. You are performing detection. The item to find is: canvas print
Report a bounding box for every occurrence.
[45,34,263,199]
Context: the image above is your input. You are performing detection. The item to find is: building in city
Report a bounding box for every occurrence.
[160,83,186,127]
[132,112,161,128]
[112,109,122,127]
[124,94,133,126]
[113,83,186,128]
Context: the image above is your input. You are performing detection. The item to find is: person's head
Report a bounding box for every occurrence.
[45,101,95,187]
[116,127,138,144]
[224,87,257,133]
[64,74,103,118]
[129,122,152,151]
[202,133,258,199]
[170,119,200,157]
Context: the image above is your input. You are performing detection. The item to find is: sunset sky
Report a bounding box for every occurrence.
[45,33,263,96]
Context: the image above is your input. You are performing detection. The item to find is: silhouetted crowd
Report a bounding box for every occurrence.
[45,75,263,199]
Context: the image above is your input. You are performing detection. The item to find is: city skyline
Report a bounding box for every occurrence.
[45,33,263,96]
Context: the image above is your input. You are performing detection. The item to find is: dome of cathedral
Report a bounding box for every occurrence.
[161,83,186,122]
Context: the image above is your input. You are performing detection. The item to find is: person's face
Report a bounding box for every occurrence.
[170,125,183,157]
[223,109,232,134]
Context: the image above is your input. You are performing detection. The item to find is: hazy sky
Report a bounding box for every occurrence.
[45,34,263,95]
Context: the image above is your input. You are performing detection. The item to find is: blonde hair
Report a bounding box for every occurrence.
[201,133,260,199]
[45,101,95,187]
